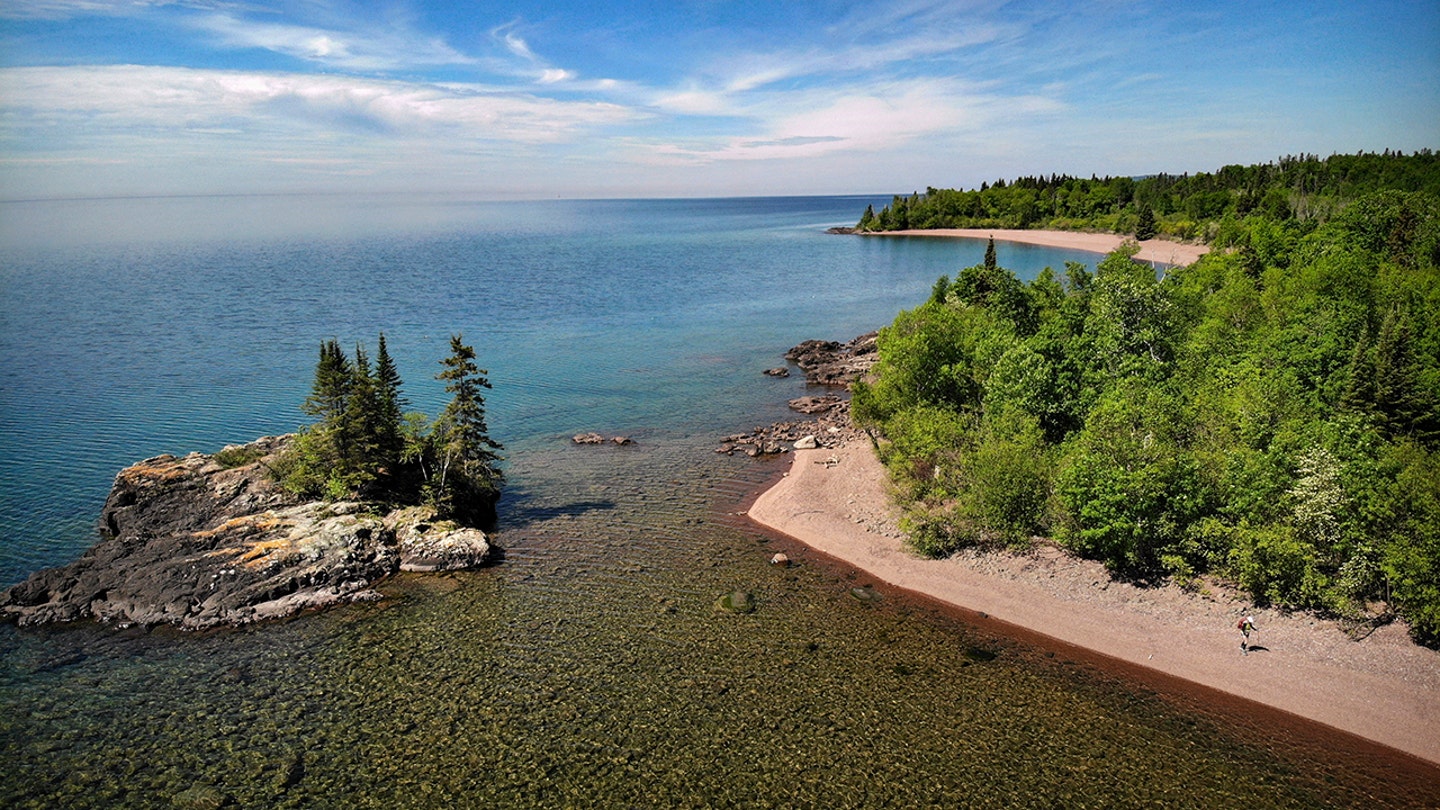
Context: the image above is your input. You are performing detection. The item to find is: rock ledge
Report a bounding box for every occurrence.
[1,436,493,630]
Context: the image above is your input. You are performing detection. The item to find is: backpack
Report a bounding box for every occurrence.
[1236,618,1247,630]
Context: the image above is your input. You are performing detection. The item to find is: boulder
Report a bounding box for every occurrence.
[793,435,819,450]
[572,432,606,444]
[387,506,492,573]
[763,367,790,378]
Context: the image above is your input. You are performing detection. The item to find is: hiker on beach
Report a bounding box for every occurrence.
[1238,615,1257,654]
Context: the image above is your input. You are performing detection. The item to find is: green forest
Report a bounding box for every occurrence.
[851,182,1440,645]
[856,150,1440,244]
[264,333,504,527]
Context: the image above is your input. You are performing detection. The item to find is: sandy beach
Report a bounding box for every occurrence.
[748,441,1440,766]
[869,228,1210,266]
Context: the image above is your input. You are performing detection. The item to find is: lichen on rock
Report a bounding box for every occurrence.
[1,435,494,630]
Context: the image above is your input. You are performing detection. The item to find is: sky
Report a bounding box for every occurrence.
[0,0,1437,200]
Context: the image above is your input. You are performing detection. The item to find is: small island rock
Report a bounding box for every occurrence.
[0,436,495,630]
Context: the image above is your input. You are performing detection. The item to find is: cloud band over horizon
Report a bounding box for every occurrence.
[1,0,1436,199]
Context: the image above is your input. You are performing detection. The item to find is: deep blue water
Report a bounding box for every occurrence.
[0,194,1089,587]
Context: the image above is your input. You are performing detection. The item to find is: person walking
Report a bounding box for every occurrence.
[1238,615,1257,654]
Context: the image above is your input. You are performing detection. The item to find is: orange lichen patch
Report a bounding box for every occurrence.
[117,459,191,486]
[233,537,302,568]
[193,513,285,540]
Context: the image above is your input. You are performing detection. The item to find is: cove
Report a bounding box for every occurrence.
[2,195,1436,806]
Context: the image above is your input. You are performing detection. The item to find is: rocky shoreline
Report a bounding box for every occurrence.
[0,435,493,630]
[2,334,877,631]
[717,333,876,457]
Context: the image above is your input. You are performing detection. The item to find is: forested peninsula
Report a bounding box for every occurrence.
[855,149,1440,245]
[849,155,1440,645]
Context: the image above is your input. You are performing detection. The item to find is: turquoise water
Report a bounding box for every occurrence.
[0,194,1063,585]
[2,195,1436,807]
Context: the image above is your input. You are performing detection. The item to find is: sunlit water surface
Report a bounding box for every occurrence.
[2,195,1434,807]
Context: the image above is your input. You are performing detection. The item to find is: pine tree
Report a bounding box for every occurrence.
[431,334,504,521]
[343,343,383,488]
[300,339,353,467]
[374,333,406,464]
[984,236,997,272]
[857,204,876,231]
[1341,331,1376,414]
[302,340,352,426]
[1373,308,1437,442]
[1135,206,1158,241]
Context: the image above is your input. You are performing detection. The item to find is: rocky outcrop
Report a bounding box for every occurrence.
[788,395,844,414]
[719,333,877,456]
[716,401,866,456]
[0,436,492,630]
[784,332,877,385]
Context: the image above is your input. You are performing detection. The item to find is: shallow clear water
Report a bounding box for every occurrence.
[2,196,1435,807]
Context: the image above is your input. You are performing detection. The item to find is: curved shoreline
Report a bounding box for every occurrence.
[866,228,1210,265]
[747,442,1440,766]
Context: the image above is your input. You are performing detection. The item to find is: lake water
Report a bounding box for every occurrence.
[1,195,1435,807]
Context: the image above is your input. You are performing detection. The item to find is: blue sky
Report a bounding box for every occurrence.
[1,0,1436,199]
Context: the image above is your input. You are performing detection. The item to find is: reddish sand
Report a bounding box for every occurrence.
[748,442,1440,765]
[870,228,1209,265]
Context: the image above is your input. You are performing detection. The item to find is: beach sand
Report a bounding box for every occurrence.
[747,441,1440,765]
[871,228,1210,266]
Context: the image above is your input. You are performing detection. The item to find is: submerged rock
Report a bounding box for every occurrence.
[716,590,756,614]
[0,436,494,630]
[572,433,636,446]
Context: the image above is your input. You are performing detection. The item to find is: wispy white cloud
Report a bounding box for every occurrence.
[640,77,1064,166]
[0,0,239,20]
[187,11,476,72]
[0,65,641,144]
[488,19,587,87]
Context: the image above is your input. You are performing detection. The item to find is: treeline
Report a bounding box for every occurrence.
[856,149,1440,243]
[852,190,1440,644]
[270,333,504,527]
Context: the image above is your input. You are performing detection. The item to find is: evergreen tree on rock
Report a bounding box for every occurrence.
[431,334,504,525]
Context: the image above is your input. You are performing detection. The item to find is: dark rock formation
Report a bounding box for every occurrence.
[763,367,790,378]
[788,394,843,414]
[784,332,877,385]
[1,436,492,630]
[716,401,866,456]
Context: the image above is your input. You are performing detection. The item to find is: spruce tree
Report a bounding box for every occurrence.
[374,333,406,464]
[984,236,997,272]
[343,343,383,488]
[431,334,504,521]
[857,204,876,231]
[302,339,352,426]
[300,339,353,467]
[1135,206,1158,241]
